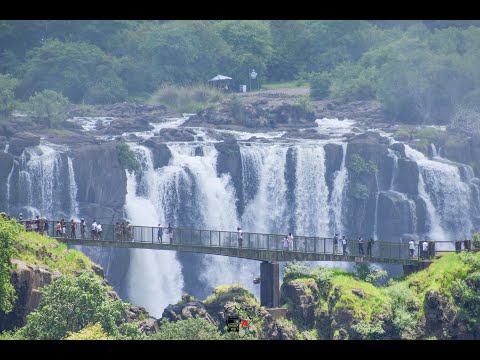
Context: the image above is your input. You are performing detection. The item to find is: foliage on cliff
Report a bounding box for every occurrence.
[281,252,480,339]
[0,217,22,313]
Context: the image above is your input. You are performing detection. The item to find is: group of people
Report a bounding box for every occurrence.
[19,214,50,235]
[156,223,174,243]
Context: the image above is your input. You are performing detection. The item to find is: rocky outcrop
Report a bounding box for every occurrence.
[8,133,41,156]
[313,100,387,125]
[141,139,172,169]
[396,159,419,196]
[162,295,216,326]
[0,260,54,331]
[156,128,195,142]
[377,191,415,241]
[324,143,344,196]
[0,152,14,210]
[280,279,320,329]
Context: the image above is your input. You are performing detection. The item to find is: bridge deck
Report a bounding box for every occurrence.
[20,220,455,265]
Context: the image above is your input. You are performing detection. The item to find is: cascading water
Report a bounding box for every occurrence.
[240,144,289,234]
[15,143,79,219]
[405,145,472,240]
[329,143,348,236]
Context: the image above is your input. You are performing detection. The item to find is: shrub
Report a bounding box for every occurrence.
[349,183,370,200]
[283,260,310,282]
[348,154,378,173]
[149,83,223,113]
[117,139,140,173]
[150,317,223,340]
[354,263,387,286]
[27,89,70,129]
[309,72,331,100]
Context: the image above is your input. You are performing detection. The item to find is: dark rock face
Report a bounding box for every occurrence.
[324,143,344,197]
[313,100,387,125]
[141,139,172,169]
[8,133,41,156]
[157,128,195,142]
[215,140,244,216]
[377,191,415,242]
[0,260,53,331]
[396,159,419,196]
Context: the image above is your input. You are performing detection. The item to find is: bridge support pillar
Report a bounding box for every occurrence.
[260,261,279,308]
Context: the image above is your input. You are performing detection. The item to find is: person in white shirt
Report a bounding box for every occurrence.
[288,233,294,251]
[342,235,348,255]
[409,240,415,258]
[96,223,103,240]
[91,220,97,240]
[422,240,428,259]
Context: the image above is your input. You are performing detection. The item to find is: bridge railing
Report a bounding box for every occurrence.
[19,220,468,261]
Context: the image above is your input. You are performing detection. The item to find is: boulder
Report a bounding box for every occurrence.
[141,139,172,169]
[8,133,41,156]
[280,279,319,328]
[377,191,416,242]
[396,159,419,195]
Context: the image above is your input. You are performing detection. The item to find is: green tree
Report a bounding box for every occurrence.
[309,72,331,100]
[27,89,69,128]
[0,73,19,119]
[19,39,127,103]
[16,271,142,340]
[0,216,22,314]
[150,317,223,340]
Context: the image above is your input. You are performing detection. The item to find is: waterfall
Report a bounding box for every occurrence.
[430,143,438,158]
[240,144,289,234]
[125,143,258,315]
[373,172,380,241]
[125,169,184,318]
[405,145,472,240]
[293,145,330,236]
[388,149,399,191]
[6,161,15,214]
[67,157,79,217]
[4,142,9,153]
[329,143,348,237]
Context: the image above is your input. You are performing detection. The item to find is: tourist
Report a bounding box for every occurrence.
[409,239,415,258]
[97,223,103,240]
[282,235,289,254]
[333,233,338,254]
[116,222,122,241]
[342,235,348,255]
[61,218,66,238]
[167,223,173,244]
[70,219,76,239]
[358,236,364,255]
[127,222,133,242]
[422,240,428,259]
[237,227,243,247]
[56,221,62,237]
[367,237,374,256]
[122,222,126,241]
[91,220,97,240]
[44,219,49,236]
[18,213,23,222]
[157,224,163,243]
[288,232,294,251]
[80,219,86,240]
[39,217,45,236]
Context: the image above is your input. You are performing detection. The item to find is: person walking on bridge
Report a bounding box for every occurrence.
[282,235,289,254]
[70,219,77,240]
[97,223,103,240]
[409,239,415,258]
[116,222,122,241]
[358,236,364,255]
[422,240,428,259]
[127,222,133,242]
[91,220,97,240]
[237,227,243,248]
[333,233,339,254]
[288,233,294,251]
[342,235,348,256]
[56,221,62,237]
[367,237,374,256]
[157,224,163,243]
[80,219,86,240]
[167,223,173,244]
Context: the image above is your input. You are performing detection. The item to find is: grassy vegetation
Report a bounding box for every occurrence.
[148,83,224,113]
[13,230,95,276]
[261,80,307,90]
[203,284,259,307]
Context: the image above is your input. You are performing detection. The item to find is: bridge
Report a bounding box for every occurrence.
[31,220,453,308]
